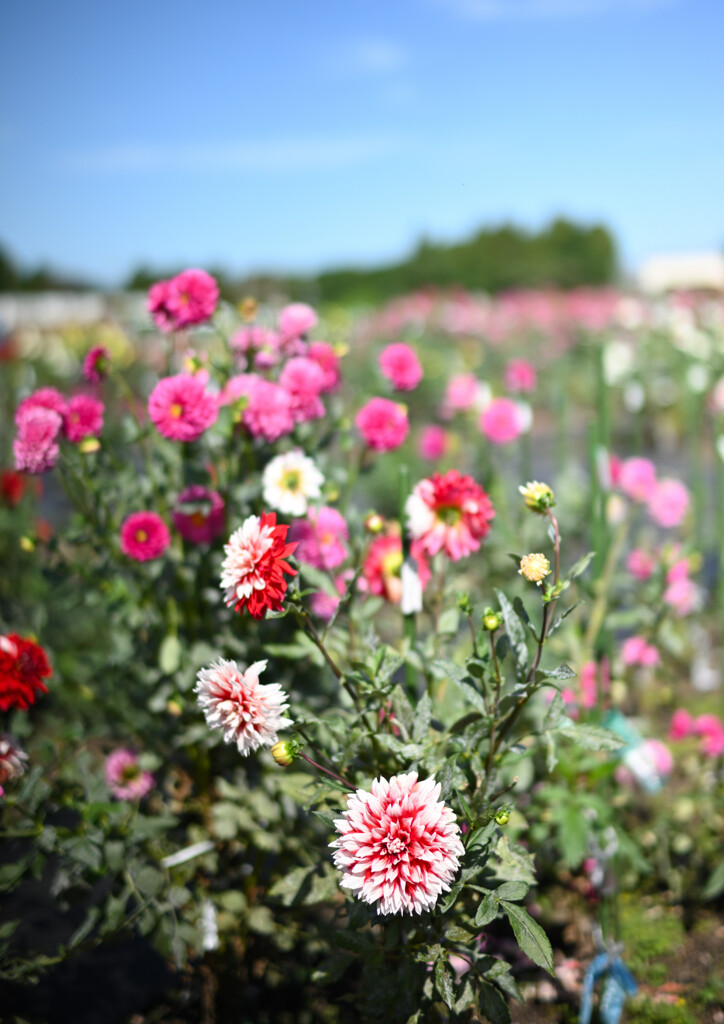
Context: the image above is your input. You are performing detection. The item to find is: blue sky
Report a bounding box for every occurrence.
[1,0,723,285]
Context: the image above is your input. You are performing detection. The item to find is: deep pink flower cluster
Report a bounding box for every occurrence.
[65,394,104,443]
[120,511,171,561]
[290,506,348,570]
[418,424,449,460]
[669,709,724,758]
[615,457,690,529]
[278,302,317,341]
[356,398,409,452]
[379,343,423,391]
[13,406,62,473]
[148,269,219,332]
[307,341,341,392]
[279,357,326,424]
[148,373,218,442]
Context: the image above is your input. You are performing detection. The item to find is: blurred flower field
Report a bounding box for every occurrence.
[1,276,724,1024]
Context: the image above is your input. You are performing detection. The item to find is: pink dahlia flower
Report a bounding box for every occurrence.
[626,548,656,581]
[290,506,349,570]
[82,346,110,383]
[120,511,171,562]
[230,326,281,368]
[663,577,698,616]
[504,359,537,393]
[64,394,104,443]
[173,485,225,545]
[479,398,525,445]
[621,636,659,668]
[105,749,154,801]
[618,458,657,503]
[13,407,63,474]
[355,397,409,452]
[147,279,176,333]
[405,469,495,561]
[220,375,295,443]
[694,714,724,758]
[307,341,342,392]
[279,357,326,423]
[443,374,479,415]
[195,658,291,755]
[15,387,68,426]
[579,661,598,709]
[360,533,430,604]
[331,772,464,915]
[278,302,318,340]
[648,478,690,528]
[669,708,695,741]
[148,373,218,442]
[220,511,298,619]
[165,269,219,329]
[418,424,449,461]
[379,343,423,391]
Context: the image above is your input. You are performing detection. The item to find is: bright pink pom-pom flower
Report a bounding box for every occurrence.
[669,708,695,740]
[290,506,349,570]
[504,359,537,393]
[220,512,298,619]
[379,343,423,391]
[621,636,659,668]
[166,269,219,329]
[13,407,63,474]
[278,302,317,340]
[307,341,341,392]
[694,714,724,758]
[405,469,495,561]
[195,658,291,755]
[15,387,68,425]
[443,374,479,415]
[279,357,326,423]
[618,458,657,503]
[173,485,225,545]
[356,398,409,452]
[479,398,525,445]
[64,394,104,443]
[626,548,656,581]
[105,749,154,801]
[663,577,698,616]
[148,373,218,442]
[331,772,464,915]
[82,346,110,383]
[418,424,449,460]
[120,511,171,562]
[648,478,690,528]
[0,634,52,712]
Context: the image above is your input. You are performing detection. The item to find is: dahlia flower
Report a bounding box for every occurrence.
[262,450,324,517]
[0,633,52,712]
[519,552,551,585]
[360,533,429,604]
[331,772,464,915]
[442,374,480,415]
[195,658,292,755]
[405,470,495,561]
[418,425,448,461]
[621,636,659,667]
[220,512,298,619]
[669,708,695,741]
[13,407,62,474]
[379,343,423,391]
[15,387,68,425]
[504,358,537,393]
[618,458,657,503]
[173,485,225,545]
[307,341,342,392]
[105,749,154,801]
[0,735,28,797]
[290,506,349,570]
[279,357,326,423]
[82,346,110,383]
[694,714,724,758]
[278,302,318,340]
[355,398,409,452]
[479,397,526,445]
[648,478,690,528]
[120,511,171,562]
[148,373,218,442]
[64,394,104,443]
[166,269,219,329]
[626,548,655,581]
[148,279,176,332]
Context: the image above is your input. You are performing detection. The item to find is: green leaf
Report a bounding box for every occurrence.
[500,901,554,975]
[547,601,582,637]
[434,959,455,1010]
[438,880,463,913]
[565,551,595,583]
[494,880,529,902]
[437,606,460,636]
[390,685,415,735]
[554,801,589,869]
[487,959,524,1002]
[69,907,101,949]
[134,866,165,898]
[412,692,432,741]
[478,980,511,1024]
[555,722,625,751]
[475,892,499,927]
[495,590,528,676]
[543,690,566,730]
[538,663,576,681]
[703,859,724,900]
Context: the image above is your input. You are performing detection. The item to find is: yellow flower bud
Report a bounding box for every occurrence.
[271,740,298,766]
[519,481,555,514]
[78,437,101,454]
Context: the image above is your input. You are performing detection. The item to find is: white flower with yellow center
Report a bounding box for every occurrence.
[262,450,324,517]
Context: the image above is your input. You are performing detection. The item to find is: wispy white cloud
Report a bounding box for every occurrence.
[324,37,409,76]
[60,134,408,174]
[440,0,675,20]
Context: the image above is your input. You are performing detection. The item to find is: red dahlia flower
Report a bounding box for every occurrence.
[0,633,52,711]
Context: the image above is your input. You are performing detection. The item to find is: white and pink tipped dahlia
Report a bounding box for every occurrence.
[405,469,495,561]
[330,772,464,916]
[195,658,292,755]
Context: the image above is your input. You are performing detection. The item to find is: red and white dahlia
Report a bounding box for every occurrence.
[0,633,52,712]
[331,772,464,915]
[220,512,298,619]
[195,658,292,755]
[405,469,495,561]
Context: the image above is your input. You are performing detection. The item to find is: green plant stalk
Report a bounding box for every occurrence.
[583,515,629,662]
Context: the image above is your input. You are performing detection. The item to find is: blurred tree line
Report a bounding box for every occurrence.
[1,217,616,302]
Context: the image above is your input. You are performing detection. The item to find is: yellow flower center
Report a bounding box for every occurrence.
[190,511,207,527]
[170,403,184,419]
[135,529,148,543]
[283,470,301,492]
[381,549,403,577]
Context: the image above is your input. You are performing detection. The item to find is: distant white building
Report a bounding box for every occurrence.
[637,251,724,292]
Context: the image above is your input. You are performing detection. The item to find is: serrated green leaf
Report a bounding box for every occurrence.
[412,691,432,741]
[565,551,595,583]
[434,959,455,1010]
[487,959,524,1002]
[69,906,101,949]
[475,892,499,927]
[495,590,528,676]
[547,601,582,636]
[555,722,625,751]
[494,880,529,902]
[538,663,576,681]
[500,901,554,975]
[478,980,512,1023]
[438,880,463,912]
[134,866,165,898]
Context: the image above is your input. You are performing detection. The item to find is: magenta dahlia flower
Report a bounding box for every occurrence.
[279,357,326,424]
[618,457,657,503]
[165,269,219,329]
[479,397,525,445]
[173,485,225,545]
[105,749,154,801]
[307,341,341,392]
[82,346,110,383]
[405,469,495,561]
[379,343,423,392]
[15,387,68,426]
[504,358,537,393]
[195,658,292,755]
[355,397,409,452]
[648,478,690,528]
[278,302,318,341]
[148,373,218,442]
[331,772,464,915]
[13,407,63,474]
[64,394,104,443]
[120,511,171,561]
[290,506,349,570]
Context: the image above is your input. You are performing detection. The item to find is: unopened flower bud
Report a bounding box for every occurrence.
[166,699,183,717]
[519,553,551,585]
[495,809,510,826]
[364,512,385,534]
[239,297,258,321]
[271,739,299,766]
[458,594,473,616]
[78,436,100,454]
[519,481,555,514]
[19,536,35,552]
[482,609,502,631]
